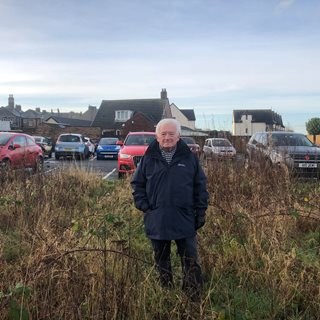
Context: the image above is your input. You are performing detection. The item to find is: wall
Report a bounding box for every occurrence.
[122,113,155,136]
[170,104,195,130]
[233,121,265,136]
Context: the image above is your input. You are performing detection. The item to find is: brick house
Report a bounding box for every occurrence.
[91,89,197,138]
[232,109,285,136]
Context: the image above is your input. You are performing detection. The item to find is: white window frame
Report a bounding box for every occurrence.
[115,110,133,122]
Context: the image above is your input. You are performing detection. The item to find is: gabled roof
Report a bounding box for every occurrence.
[22,109,42,119]
[0,107,16,117]
[45,116,92,127]
[180,109,196,121]
[3,107,24,117]
[91,99,168,129]
[233,109,284,127]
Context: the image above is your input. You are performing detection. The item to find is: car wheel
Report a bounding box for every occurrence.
[34,156,44,173]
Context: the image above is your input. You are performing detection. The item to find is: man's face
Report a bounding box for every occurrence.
[156,123,180,150]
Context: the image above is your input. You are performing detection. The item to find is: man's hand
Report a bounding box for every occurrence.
[195,215,205,230]
[140,202,150,213]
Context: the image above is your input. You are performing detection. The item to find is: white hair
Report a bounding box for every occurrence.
[156,118,181,135]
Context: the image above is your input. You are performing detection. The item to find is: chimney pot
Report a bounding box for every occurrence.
[161,88,167,100]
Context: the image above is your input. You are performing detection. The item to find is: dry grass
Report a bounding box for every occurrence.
[0,161,319,319]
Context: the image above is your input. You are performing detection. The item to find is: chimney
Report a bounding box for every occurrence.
[161,88,167,100]
[36,107,40,112]
[8,94,14,110]
[15,104,22,112]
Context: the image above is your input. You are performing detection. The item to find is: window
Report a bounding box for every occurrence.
[13,136,26,147]
[59,135,81,142]
[27,137,37,146]
[115,110,132,122]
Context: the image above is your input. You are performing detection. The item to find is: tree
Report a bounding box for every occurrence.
[306,117,320,143]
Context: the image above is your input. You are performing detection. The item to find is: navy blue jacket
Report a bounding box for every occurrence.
[131,139,208,240]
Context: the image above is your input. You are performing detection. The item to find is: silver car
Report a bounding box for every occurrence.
[203,138,236,160]
[54,133,89,160]
[247,131,320,178]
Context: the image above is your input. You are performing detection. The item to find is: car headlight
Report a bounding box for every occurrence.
[97,145,103,150]
[120,153,131,159]
[55,146,60,151]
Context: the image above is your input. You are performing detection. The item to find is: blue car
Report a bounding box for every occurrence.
[96,137,121,160]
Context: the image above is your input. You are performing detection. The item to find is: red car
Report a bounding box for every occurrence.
[0,132,44,172]
[117,132,156,178]
[181,136,201,157]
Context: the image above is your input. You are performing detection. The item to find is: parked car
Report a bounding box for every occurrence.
[54,133,89,160]
[84,137,95,155]
[0,132,44,172]
[247,131,320,178]
[181,136,201,157]
[32,135,53,158]
[96,137,121,160]
[118,132,156,178]
[203,138,236,160]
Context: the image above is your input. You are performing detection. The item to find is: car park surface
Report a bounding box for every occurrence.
[0,132,44,172]
[203,138,236,160]
[247,131,320,178]
[96,137,120,160]
[118,132,156,178]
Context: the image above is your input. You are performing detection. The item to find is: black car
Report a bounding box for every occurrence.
[247,131,320,178]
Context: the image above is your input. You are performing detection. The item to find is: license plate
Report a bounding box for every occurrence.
[104,155,113,158]
[298,163,317,168]
[64,148,73,151]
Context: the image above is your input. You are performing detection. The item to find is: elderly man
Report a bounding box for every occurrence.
[131,118,208,298]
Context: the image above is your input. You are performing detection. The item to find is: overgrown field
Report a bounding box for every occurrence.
[0,162,319,320]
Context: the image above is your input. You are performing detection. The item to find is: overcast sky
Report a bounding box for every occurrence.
[0,0,319,131]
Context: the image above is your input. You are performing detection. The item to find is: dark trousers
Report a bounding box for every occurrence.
[151,237,203,296]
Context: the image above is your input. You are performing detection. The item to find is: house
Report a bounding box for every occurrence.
[232,109,285,136]
[170,103,196,130]
[22,109,43,129]
[91,89,198,137]
[0,95,24,130]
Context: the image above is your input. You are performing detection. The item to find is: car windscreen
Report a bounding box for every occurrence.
[271,134,314,147]
[181,137,196,144]
[34,137,42,143]
[125,135,156,146]
[58,135,81,143]
[99,138,118,145]
[212,140,231,147]
[0,134,11,146]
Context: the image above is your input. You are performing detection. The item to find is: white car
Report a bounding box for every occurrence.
[203,138,236,160]
[84,137,95,155]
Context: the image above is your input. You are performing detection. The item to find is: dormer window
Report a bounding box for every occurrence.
[115,110,133,122]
